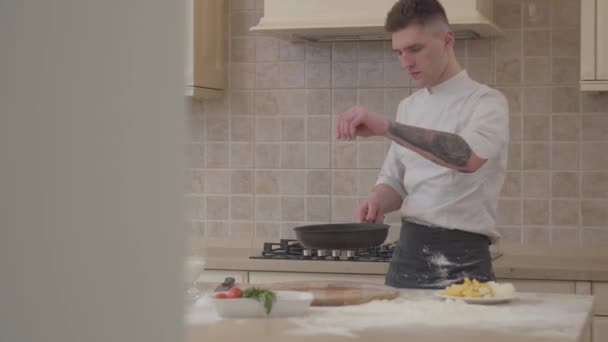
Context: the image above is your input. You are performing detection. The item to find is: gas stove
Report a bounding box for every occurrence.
[249,239,396,262]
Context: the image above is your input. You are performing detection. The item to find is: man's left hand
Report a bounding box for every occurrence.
[336,105,389,140]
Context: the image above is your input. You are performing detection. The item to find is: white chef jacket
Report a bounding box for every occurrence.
[376,70,509,243]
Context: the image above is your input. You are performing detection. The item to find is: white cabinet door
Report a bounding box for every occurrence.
[249,271,386,284]
[496,279,575,294]
[597,0,608,80]
[197,270,248,284]
[593,317,608,342]
[581,0,596,80]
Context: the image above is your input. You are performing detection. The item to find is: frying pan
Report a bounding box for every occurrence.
[293,223,390,250]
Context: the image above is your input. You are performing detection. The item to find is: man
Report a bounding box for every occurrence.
[336,0,509,289]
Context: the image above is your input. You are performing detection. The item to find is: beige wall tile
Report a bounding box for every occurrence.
[358,142,386,169]
[384,60,410,87]
[281,118,305,142]
[332,89,357,115]
[231,169,254,194]
[305,62,331,88]
[307,90,331,115]
[467,39,494,58]
[358,62,384,88]
[280,224,297,240]
[358,41,384,60]
[358,170,380,196]
[306,143,331,168]
[307,117,330,141]
[231,0,256,11]
[206,116,229,141]
[306,196,331,222]
[552,87,580,113]
[495,0,523,29]
[508,143,522,170]
[582,172,608,198]
[581,200,608,226]
[281,197,305,221]
[230,91,253,115]
[467,58,494,85]
[523,57,550,84]
[207,196,230,220]
[279,41,305,61]
[581,93,608,113]
[523,115,550,141]
[231,117,253,141]
[230,63,255,89]
[255,37,279,62]
[358,89,385,115]
[280,170,306,195]
[453,40,466,58]
[230,143,254,168]
[552,57,579,84]
[523,171,550,197]
[523,0,551,28]
[551,29,579,57]
[332,42,358,62]
[510,115,522,142]
[496,57,522,85]
[279,62,306,88]
[255,222,281,238]
[581,228,608,247]
[523,143,550,170]
[551,199,580,226]
[187,170,205,194]
[497,227,523,245]
[307,170,331,195]
[385,88,409,120]
[523,227,551,246]
[552,114,579,141]
[187,144,205,168]
[331,197,359,222]
[495,30,522,57]
[230,221,254,239]
[206,143,230,168]
[332,142,358,169]
[231,196,254,220]
[551,0,580,28]
[278,90,307,115]
[205,221,230,238]
[552,172,579,198]
[523,199,550,225]
[255,143,281,168]
[552,142,579,170]
[255,117,281,141]
[255,197,281,221]
[188,196,205,220]
[523,30,550,56]
[523,87,551,114]
[255,63,280,89]
[333,170,358,196]
[255,170,280,194]
[205,170,231,194]
[582,143,608,170]
[254,91,280,116]
[230,11,258,36]
[502,171,522,197]
[582,115,608,140]
[497,87,522,115]
[497,199,522,225]
[306,42,331,61]
[552,227,581,247]
[332,63,358,88]
[281,143,306,168]
[232,37,256,63]
[204,95,228,115]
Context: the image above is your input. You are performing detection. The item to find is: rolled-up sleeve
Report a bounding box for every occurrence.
[460,90,510,160]
[375,142,407,199]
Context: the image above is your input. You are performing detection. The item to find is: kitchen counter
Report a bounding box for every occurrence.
[187,283,594,342]
[201,246,608,281]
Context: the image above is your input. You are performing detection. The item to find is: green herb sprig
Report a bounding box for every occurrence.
[242,287,277,314]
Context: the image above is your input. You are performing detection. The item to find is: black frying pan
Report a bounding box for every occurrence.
[293,223,390,250]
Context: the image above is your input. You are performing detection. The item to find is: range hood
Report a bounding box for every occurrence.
[250,0,502,41]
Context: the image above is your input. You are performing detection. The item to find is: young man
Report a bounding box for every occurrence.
[336,0,509,288]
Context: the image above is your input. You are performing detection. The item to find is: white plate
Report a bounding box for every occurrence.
[209,290,313,318]
[436,292,516,305]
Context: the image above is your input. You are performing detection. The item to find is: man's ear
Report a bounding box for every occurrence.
[444,31,455,49]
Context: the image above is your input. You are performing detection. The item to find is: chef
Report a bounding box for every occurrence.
[336,0,509,289]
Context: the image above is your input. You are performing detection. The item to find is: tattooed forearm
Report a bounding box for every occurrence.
[387,121,472,168]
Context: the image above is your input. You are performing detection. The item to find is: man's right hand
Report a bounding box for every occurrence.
[358,192,385,223]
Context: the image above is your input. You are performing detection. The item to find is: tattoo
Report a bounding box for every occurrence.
[387,121,472,167]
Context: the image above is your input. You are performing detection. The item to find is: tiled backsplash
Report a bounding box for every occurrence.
[186,0,608,252]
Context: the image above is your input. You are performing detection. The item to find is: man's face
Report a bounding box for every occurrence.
[391,23,452,88]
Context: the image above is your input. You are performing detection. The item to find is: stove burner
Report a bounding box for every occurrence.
[250,239,395,262]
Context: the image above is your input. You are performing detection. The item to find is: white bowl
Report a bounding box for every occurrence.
[210,290,313,318]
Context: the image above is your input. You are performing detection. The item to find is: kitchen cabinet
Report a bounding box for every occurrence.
[497,279,576,294]
[185,0,226,99]
[593,317,608,342]
[249,271,385,284]
[581,0,608,91]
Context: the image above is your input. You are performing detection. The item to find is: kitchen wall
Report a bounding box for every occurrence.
[186,0,608,253]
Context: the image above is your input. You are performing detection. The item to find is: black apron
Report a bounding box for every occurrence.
[385,220,495,289]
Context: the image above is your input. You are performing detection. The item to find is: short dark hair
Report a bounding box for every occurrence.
[384,0,450,33]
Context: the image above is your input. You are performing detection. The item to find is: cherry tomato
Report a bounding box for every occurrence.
[214,293,228,299]
[226,287,242,299]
